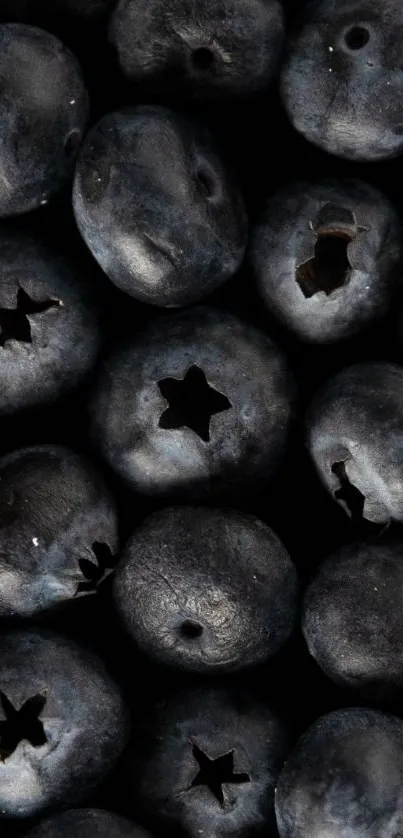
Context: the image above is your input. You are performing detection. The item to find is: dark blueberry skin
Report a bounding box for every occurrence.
[303,540,403,700]
[0,229,101,416]
[114,506,298,673]
[0,628,130,818]
[73,106,247,307]
[90,306,295,501]
[275,707,403,838]
[108,0,284,101]
[250,179,403,343]
[0,445,118,619]
[281,0,403,162]
[27,809,152,838]
[123,685,290,838]
[0,24,88,217]
[306,362,403,525]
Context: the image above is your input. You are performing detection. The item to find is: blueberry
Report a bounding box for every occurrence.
[0,228,101,415]
[27,809,152,838]
[113,506,297,673]
[73,105,247,307]
[108,0,284,100]
[306,362,403,525]
[0,24,88,216]
[0,444,118,618]
[303,539,403,699]
[280,0,403,161]
[90,306,295,501]
[275,707,403,837]
[250,179,403,343]
[123,684,289,837]
[0,628,130,818]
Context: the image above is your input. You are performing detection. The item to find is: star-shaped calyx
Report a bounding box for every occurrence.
[75,541,116,595]
[296,204,368,298]
[188,742,250,806]
[0,287,61,347]
[0,690,47,761]
[158,365,232,443]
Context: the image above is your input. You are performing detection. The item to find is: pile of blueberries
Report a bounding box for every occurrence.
[1,0,403,836]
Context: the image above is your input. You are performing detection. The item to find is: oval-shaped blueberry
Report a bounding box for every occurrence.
[0,23,88,216]
[0,445,119,618]
[108,0,284,100]
[276,707,403,837]
[0,628,130,818]
[114,506,298,673]
[306,362,403,526]
[250,178,403,343]
[280,0,403,161]
[0,228,101,416]
[90,306,295,501]
[73,105,247,307]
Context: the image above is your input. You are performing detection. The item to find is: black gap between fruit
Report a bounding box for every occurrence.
[76,541,116,594]
[0,288,61,347]
[331,461,365,521]
[0,691,47,761]
[189,742,250,805]
[296,230,352,298]
[158,365,232,443]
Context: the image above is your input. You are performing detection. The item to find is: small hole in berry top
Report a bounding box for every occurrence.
[192,47,215,71]
[180,619,204,639]
[345,26,370,50]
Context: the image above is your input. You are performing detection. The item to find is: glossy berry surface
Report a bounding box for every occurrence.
[123,684,289,838]
[108,0,284,101]
[281,0,403,161]
[0,445,118,618]
[275,708,403,838]
[250,178,403,343]
[73,105,247,307]
[114,506,298,673]
[90,306,295,501]
[303,539,403,699]
[0,24,88,216]
[0,628,130,818]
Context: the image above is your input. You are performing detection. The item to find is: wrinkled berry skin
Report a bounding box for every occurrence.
[250,179,403,343]
[90,306,295,501]
[0,229,101,416]
[123,685,289,838]
[114,506,298,673]
[275,708,403,838]
[306,362,403,525]
[0,24,88,217]
[0,628,130,818]
[0,445,118,619]
[303,540,403,700]
[281,0,403,162]
[108,0,284,101]
[27,809,152,838]
[73,106,247,307]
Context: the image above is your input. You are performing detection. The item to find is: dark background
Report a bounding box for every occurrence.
[0,0,402,834]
